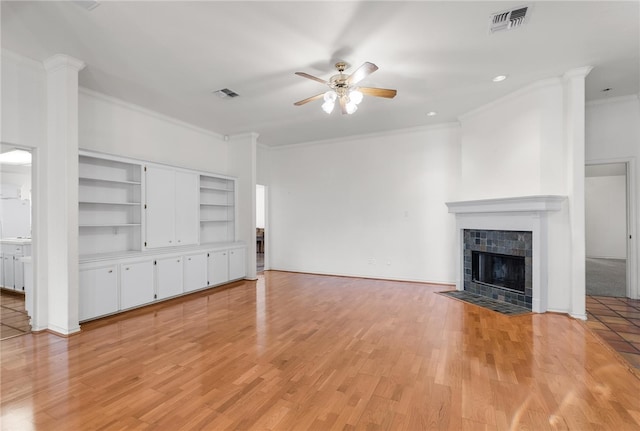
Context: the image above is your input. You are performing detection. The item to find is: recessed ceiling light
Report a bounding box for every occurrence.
[601,88,612,92]
[426,111,438,117]
[0,149,31,165]
[492,75,507,82]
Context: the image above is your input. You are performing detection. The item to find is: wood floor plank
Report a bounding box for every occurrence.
[2,271,640,430]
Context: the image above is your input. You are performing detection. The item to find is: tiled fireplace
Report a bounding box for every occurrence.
[446,196,566,313]
[464,229,532,309]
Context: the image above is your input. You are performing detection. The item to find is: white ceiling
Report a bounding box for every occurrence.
[2,1,638,147]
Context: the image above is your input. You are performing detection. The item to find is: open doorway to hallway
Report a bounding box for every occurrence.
[256,184,265,273]
[0,144,33,339]
[585,163,628,297]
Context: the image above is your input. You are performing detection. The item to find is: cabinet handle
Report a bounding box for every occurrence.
[178,240,181,243]
[108,270,113,273]
[177,259,180,263]
[188,258,191,261]
[125,267,130,271]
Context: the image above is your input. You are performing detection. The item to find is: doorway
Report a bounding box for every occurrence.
[585,162,629,297]
[0,144,33,339]
[256,184,266,273]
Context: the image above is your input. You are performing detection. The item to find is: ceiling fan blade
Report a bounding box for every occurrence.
[295,72,329,85]
[339,96,348,114]
[359,87,397,99]
[346,62,378,85]
[294,93,325,106]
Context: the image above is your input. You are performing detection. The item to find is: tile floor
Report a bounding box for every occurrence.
[0,289,31,340]
[586,295,640,369]
[440,290,531,315]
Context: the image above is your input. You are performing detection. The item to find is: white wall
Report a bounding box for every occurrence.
[79,89,229,174]
[586,175,627,259]
[458,79,565,199]
[267,125,460,284]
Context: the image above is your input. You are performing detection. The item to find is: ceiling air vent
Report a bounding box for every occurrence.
[213,88,240,99]
[490,5,529,33]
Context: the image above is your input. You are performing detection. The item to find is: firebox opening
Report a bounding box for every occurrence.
[472,251,525,293]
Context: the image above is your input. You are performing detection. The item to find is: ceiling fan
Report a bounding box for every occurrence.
[294,61,397,115]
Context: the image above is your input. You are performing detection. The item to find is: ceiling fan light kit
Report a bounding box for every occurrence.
[294,61,397,115]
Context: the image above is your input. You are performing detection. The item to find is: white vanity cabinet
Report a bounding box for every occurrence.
[0,241,32,291]
[183,252,208,292]
[156,256,184,300]
[145,166,199,249]
[2,254,14,290]
[120,260,155,310]
[79,264,118,321]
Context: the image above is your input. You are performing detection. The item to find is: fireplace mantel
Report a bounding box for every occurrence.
[446,195,566,214]
[446,195,567,313]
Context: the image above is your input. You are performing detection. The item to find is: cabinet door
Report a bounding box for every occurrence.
[14,257,24,291]
[156,257,184,300]
[120,261,154,309]
[0,253,3,288]
[174,171,199,246]
[229,248,246,280]
[183,253,208,292]
[208,250,229,286]
[2,255,14,289]
[145,166,175,248]
[79,265,118,321]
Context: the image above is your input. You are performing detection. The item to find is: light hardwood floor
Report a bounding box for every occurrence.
[2,271,639,430]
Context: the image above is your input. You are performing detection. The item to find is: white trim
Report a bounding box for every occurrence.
[43,54,85,73]
[79,87,226,141]
[271,122,461,151]
[446,195,566,214]
[586,94,640,107]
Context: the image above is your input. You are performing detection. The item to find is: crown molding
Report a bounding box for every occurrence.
[586,94,640,108]
[562,66,593,81]
[270,122,461,151]
[79,87,226,141]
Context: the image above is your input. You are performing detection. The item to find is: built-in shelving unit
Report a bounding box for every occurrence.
[199,175,235,243]
[79,154,143,256]
[78,151,245,322]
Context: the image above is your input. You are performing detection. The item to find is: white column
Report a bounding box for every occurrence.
[228,132,259,280]
[43,54,85,335]
[564,66,592,320]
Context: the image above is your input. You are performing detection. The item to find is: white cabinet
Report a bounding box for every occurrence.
[229,248,246,280]
[2,254,14,290]
[207,247,246,286]
[156,256,183,300]
[145,165,175,248]
[145,166,199,249]
[0,243,31,291]
[183,252,208,292]
[79,265,118,321]
[174,171,199,246]
[120,261,154,309]
[208,250,229,286]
